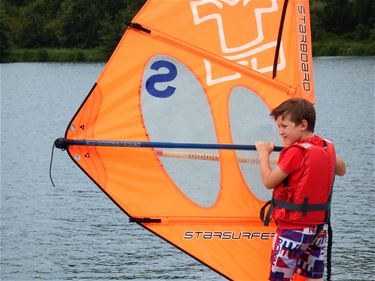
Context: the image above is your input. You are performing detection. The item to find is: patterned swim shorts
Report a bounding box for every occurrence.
[269,224,328,281]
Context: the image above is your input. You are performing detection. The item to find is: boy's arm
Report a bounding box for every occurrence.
[256,141,288,189]
[335,156,346,176]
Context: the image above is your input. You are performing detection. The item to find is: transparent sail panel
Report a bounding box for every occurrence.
[141,55,220,207]
[229,86,281,201]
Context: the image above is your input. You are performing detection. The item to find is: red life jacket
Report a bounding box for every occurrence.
[260,139,336,226]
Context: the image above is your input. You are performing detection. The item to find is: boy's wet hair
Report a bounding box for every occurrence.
[270,98,316,132]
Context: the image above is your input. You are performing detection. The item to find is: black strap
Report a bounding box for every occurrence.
[324,186,333,223]
[273,198,330,215]
[322,139,333,280]
[327,222,333,281]
[260,200,274,226]
[129,217,161,223]
[260,197,331,226]
[272,0,289,78]
[126,22,151,34]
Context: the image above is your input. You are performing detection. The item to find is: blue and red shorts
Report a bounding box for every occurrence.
[269,224,328,281]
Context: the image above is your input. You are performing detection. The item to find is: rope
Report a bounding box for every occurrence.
[327,222,333,281]
[49,141,57,187]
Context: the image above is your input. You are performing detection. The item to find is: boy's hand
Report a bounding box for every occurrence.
[255,141,274,155]
[255,141,287,189]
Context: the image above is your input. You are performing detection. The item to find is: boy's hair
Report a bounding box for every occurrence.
[270,98,316,132]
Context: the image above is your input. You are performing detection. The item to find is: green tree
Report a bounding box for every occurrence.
[318,0,374,36]
[17,0,60,48]
[320,0,355,35]
[0,0,10,60]
[98,0,146,58]
[56,0,101,48]
[310,1,326,41]
[9,0,25,5]
[98,13,121,58]
[352,0,375,29]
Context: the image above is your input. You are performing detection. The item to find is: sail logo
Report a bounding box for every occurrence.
[145,60,177,98]
[297,4,311,92]
[190,0,286,86]
[184,231,276,240]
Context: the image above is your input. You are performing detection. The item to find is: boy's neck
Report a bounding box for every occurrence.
[300,132,314,142]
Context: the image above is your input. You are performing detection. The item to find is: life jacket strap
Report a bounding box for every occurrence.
[273,198,330,216]
[260,198,331,226]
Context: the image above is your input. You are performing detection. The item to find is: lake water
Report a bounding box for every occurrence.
[1,57,374,280]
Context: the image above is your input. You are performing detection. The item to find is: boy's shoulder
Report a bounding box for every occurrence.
[280,143,306,157]
[288,135,326,150]
[305,135,325,147]
[278,146,305,174]
[280,135,326,157]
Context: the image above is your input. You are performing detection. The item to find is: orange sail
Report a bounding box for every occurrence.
[61,0,314,280]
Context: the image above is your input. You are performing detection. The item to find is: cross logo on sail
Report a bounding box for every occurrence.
[190,0,286,86]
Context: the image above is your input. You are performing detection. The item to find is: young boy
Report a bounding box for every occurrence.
[255,98,346,281]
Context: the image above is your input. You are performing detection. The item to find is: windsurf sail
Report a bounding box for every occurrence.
[56,0,315,280]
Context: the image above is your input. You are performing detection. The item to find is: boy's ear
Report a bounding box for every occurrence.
[300,119,309,130]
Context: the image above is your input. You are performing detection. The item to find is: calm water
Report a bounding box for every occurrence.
[1,57,374,280]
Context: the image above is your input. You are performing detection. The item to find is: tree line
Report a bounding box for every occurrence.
[1,0,374,62]
[310,0,374,41]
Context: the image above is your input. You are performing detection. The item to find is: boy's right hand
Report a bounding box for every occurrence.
[255,141,274,155]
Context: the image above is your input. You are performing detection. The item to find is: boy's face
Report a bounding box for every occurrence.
[275,115,307,146]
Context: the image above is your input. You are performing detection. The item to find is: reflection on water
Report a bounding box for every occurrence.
[1,58,374,280]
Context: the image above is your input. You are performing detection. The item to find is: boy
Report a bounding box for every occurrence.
[255,98,346,281]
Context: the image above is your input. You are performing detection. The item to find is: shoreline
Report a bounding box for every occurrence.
[2,48,106,63]
[1,41,374,63]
